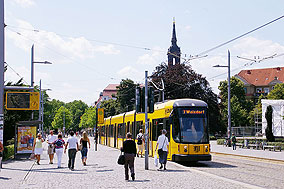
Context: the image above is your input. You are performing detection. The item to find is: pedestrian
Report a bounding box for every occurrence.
[136,129,144,157]
[47,130,57,164]
[0,141,4,168]
[80,131,90,166]
[32,133,44,165]
[155,129,169,170]
[121,132,136,181]
[231,133,237,150]
[53,133,65,168]
[64,131,79,170]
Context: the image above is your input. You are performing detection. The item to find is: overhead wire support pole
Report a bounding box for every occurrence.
[0,0,5,147]
[228,50,231,142]
[144,71,149,170]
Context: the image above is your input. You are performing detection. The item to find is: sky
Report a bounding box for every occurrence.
[3,0,284,105]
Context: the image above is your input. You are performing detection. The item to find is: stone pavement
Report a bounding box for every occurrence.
[210,140,284,161]
[0,138,263,189]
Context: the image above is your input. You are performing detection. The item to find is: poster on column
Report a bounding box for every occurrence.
[17,126,37,154]
[0,114,3,143]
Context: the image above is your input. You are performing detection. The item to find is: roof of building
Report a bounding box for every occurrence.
[94,84,119,107]
[104,84,119,91]
[237,67,284,86]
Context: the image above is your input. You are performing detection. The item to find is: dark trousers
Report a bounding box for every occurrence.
[68,149,77,169]
[232,143,236,150]
[124,153,135,179]
[158,150,168,165]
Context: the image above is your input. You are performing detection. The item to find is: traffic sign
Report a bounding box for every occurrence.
[97,108,104,124]
[6,92,40,110]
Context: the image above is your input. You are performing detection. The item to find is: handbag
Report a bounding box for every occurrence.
[158,137,167,154]
[117,152,125,165]
[30,153,35,160]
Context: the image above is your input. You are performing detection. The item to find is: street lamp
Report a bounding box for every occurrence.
[213,50,231,145]
[31,44,52,87]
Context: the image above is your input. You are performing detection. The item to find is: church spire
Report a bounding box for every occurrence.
[167,18,181,67]
[171,17,177,45]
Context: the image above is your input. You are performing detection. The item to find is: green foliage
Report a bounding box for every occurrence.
[217,139,225,145]
[116,79,138,113]
[151,63,222,134]
[51,106,73,130]
[79,107,96,128]
[66,100,89,131]
[267,83,284,99]
[100,99,119,117]
[248,94,265,125]
[218,77,253,127]
[265,105,275,142]
[43,99,65,131]
[3,144,14,160]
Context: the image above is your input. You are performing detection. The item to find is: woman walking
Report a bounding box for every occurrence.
[53,133,65,168]
[121,132,137,181]
[32,133,44,165]
[80,131,90,166]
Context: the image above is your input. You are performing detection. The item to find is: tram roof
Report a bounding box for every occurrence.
[155,98,207,110]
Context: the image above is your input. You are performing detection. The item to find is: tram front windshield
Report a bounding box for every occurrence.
[174,108,208,143]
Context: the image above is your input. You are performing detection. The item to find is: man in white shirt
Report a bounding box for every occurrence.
[64,131,79,170]
[47,130,57,164]
[155,129,169,170]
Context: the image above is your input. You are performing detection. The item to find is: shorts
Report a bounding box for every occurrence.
[81,147,88,159]
[137,144,143,152]
[47,144,55,154]
[34,148,43,155]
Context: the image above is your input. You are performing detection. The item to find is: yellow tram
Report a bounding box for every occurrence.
[98,98,211,162]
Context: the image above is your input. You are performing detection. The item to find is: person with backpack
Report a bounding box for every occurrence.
[136,129,144,158]
[231,133,237,150]
[53,133,65,168]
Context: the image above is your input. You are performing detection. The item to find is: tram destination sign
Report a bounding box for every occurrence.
[6,92,40,110]
[182,109,205,115]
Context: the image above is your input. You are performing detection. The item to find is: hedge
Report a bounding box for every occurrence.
[3,144,14,160]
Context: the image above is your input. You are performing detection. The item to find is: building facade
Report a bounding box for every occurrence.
[235,67,284,103]
[95,84,119,108]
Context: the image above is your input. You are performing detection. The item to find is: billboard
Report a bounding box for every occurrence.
[6,92,40,110]
[17,126,37,154]
[98,108,104,124]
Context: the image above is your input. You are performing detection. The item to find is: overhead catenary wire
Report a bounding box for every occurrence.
[5,62,29,84]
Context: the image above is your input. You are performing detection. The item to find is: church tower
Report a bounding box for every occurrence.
[167,18,181,67]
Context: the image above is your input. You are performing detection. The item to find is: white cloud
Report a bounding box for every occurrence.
[137,47,164,65]
[12,0,35,8]
[95,44,120,55]
[185,25,191,31]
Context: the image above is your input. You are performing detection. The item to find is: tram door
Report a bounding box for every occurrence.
[105,125,108,146]
[114,124,117,148]
[165,119,171,159]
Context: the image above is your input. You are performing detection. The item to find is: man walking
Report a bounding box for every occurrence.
[136,129,144,157]
[64,131,79,170]
[47,130,57,164]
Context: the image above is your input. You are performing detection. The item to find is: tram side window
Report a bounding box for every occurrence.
[110,125,114,137]
[101,126,105,137]
[152,119,164,141]
[136,121,143,136]
[165,119,170,142]
[172,114,180,142]
[118,124,123,138]
[122,123,126,138]
[132,122,135,136]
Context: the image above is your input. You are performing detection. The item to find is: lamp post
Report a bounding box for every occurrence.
[213,50,231,144]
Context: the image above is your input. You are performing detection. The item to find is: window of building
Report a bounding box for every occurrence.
[244,87,247,94]
[256,88,262,93]
[264,88,269,94]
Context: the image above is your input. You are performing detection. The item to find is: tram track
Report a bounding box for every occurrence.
[211,152,284,165]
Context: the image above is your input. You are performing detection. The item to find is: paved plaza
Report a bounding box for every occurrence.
[0,138,283,188]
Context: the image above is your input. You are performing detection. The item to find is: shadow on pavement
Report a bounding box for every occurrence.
[0,177,11,180]
[2,167,87,175]
[177,161,237,168]
[96,169,114,172]
[130,179,150,182]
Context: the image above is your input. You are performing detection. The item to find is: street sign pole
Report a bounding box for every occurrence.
[145,71,149,170]
[95,107,98,151]
[0,0,4,168]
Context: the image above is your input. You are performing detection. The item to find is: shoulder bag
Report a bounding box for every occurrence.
[158,137,166,154]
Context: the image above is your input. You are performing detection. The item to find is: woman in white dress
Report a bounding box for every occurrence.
[33,133,44,165]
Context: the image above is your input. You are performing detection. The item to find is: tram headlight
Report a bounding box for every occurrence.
[184,146,187,152]
[205,145,208,152]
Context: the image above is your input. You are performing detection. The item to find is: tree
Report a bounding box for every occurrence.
[218,77,253,127]
[265,105,275,142]
[100,99,119,117]
[151,62,222,134]
[65,100,88,131]
[116,79,138,113]
[51,106,73,130]
[44,99,65,131]
[79,107,96,129]
[267,83,284,99]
